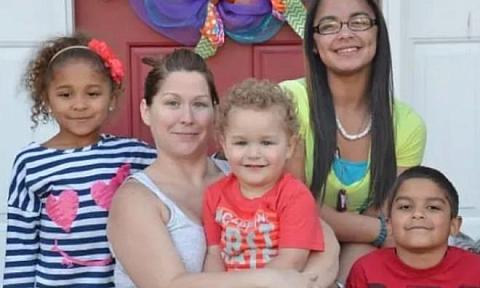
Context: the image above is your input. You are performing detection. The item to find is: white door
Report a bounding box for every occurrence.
[384,0,480,239]
[0,0,73,278]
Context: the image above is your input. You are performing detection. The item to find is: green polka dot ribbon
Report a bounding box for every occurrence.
[195,2,224,59]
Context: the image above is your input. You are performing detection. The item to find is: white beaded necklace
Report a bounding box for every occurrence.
[336,116,372,141]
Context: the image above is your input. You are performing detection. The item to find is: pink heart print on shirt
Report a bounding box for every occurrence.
[91,163,131,210]
[46,189,79,233]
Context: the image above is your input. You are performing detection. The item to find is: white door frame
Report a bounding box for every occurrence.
[382,0,480,240]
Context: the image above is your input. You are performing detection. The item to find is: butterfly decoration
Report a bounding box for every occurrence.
[128,0,307,58]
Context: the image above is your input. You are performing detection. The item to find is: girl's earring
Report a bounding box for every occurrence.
[108,106,114,112]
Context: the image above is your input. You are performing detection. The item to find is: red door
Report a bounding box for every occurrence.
[76,0,305,145]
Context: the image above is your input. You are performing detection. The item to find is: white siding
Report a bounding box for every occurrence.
[385,0,480,239]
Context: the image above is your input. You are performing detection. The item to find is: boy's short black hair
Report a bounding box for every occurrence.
[387,166,459,218]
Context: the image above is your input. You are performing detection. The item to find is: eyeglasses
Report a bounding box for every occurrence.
[313,14,377,35]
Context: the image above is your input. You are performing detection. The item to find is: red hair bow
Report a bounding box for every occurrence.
[88,39,124,84]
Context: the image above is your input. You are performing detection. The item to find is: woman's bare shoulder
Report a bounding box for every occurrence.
[111,177,164,214]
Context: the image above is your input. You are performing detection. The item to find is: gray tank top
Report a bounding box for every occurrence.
[114,158,229,287]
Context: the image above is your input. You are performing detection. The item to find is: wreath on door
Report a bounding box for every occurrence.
[129,0,307,58]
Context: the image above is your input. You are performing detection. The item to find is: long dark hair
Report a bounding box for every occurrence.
[304,0,396,209]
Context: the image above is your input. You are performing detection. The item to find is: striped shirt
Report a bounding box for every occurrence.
[3,135,156,287]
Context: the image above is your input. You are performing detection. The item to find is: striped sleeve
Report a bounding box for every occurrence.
[3,149,41,287]
[2,136,156,287]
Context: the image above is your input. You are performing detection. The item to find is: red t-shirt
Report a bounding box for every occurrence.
[203,172,324,271]
[346,247,480,287]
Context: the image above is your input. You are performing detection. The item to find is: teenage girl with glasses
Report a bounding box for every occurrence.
[281,0,427,284]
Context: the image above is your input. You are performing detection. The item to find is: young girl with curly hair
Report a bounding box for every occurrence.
[3,33,155,287]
